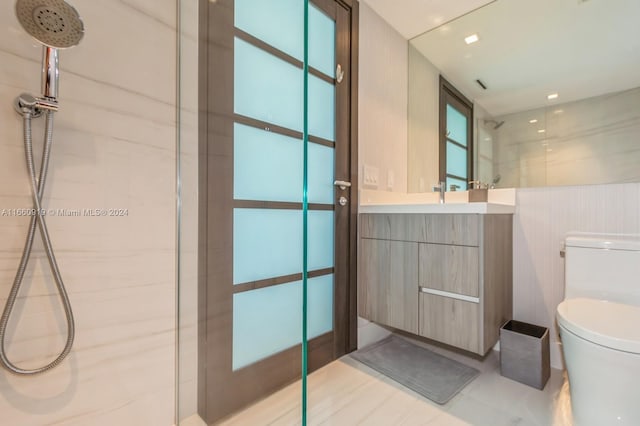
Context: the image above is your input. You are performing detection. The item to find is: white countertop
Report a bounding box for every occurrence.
[358,202,515,214]
[357,189,516,214]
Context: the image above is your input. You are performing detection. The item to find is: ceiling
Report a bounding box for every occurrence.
[372,0,640,117]
[361,0,495,40]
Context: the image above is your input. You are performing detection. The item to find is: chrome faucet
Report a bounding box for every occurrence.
[432,181,445,204]
[469,180,487,190]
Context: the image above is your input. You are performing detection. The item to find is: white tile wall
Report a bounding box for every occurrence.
[513,182,640,368]
[359,3,408,193]
[0,1,177,424]
[356,5,409,348]
[407,45,439,193]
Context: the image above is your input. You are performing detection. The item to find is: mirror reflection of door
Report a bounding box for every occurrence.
[197,0,358,423]
[439,76,473,191]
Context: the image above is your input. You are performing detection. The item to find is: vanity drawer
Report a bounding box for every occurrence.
[360,214,423,241]
[419,243,479,297]
[422,214,479,246]
[419,293,480,354]
[360,214,479,246]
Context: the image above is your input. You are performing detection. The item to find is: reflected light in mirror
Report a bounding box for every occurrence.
[464,33,479,44]
[529,119,538,123]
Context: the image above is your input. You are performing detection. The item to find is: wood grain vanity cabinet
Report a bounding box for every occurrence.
[358,213,513,355]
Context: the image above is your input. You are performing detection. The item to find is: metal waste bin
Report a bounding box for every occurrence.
[500,320,550,390]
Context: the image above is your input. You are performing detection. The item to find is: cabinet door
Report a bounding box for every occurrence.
[419,293,480,354]
[359,239,419,334]
[419,243,479,297]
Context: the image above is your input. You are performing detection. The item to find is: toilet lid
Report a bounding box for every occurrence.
[557,298,640,354]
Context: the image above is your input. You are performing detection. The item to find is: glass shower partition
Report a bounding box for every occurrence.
[177,0,337,424]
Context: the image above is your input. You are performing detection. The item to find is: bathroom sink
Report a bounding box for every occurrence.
[358,188,516,214]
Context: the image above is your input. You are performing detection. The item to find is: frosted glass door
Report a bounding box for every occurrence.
[446,104,468,190]
[197,1,355,423]
[306,2,354,424]
[441,78,473,191]
[232,0,335,372]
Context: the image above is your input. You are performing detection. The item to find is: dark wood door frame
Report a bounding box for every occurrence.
[197,1,359,424]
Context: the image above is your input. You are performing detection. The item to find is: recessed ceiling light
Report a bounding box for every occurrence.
[547,93,559,100]
[554,109,564,114]
[538,129,546,133]
[465,34,479,45]
[529,119,538,124]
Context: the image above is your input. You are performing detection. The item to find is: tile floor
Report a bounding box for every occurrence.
[185,335,572,425]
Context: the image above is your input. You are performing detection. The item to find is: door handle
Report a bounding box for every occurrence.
[334,180,351,190]
[336,64,344,84]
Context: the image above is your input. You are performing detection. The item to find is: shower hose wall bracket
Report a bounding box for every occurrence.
[0,95,75,376]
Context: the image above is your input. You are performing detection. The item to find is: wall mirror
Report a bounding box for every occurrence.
[407,0,640,191]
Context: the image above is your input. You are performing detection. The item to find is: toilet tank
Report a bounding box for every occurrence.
[565,233,640,306]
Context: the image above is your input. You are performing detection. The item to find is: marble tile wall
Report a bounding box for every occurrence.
[513,182,640,368]
[494,87,640,188]
[0,1,177,425]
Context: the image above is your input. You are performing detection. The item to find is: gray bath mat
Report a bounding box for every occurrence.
[351,335,480,404]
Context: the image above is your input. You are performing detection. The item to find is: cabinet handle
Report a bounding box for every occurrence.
[419,287,480,304]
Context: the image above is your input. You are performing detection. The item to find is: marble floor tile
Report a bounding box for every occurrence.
[213,336,571,426]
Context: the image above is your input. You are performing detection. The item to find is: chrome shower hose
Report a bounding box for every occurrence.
[0,109,75,375]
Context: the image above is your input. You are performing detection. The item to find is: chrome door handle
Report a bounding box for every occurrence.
[334,180,351,190]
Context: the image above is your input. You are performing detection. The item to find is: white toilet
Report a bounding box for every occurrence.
[557,234,640,425]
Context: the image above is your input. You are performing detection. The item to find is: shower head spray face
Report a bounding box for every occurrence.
[15,0,84,49]
[15,0,84,101]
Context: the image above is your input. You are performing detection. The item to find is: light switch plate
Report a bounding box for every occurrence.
[363,164,379,188]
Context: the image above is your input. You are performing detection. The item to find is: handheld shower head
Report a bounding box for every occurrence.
[15,0,84,100]
[4,0,84,376]
[15,0,84,49]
